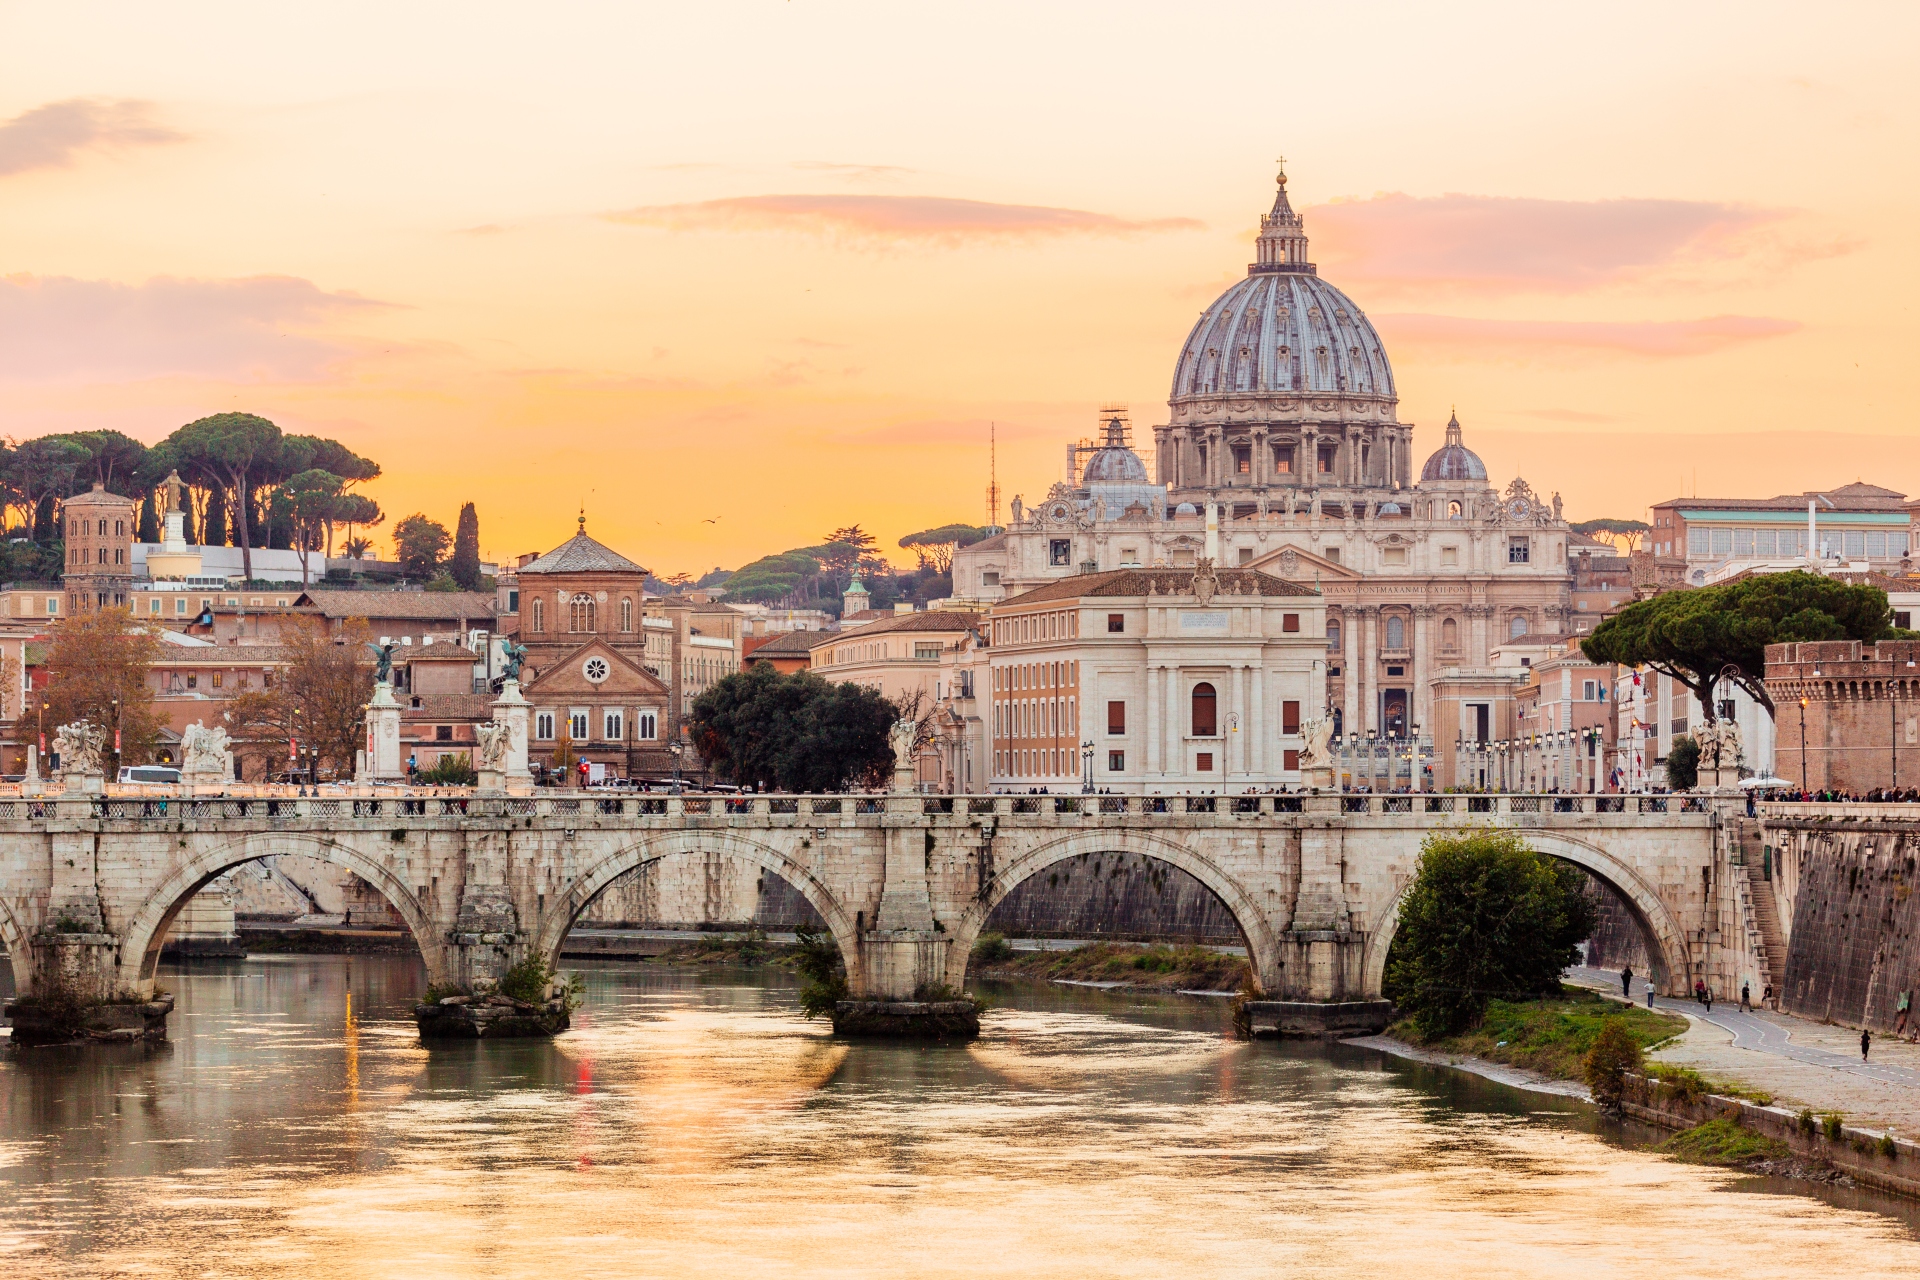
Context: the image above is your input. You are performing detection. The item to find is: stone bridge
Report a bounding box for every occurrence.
[1,789,1752,1025]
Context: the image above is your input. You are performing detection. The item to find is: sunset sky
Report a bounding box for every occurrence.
[4,3,1917,574]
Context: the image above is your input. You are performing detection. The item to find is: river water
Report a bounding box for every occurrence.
[4,956,1918,1278]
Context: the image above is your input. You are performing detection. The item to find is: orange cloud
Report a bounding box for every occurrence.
[1375,312,1800,360]
[0,98,183,176]
[0,274,387,383]
[1312,193,1796,294]
[606,193,1203,245]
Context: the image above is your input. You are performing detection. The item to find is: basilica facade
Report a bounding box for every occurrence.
[950,166,1573,789]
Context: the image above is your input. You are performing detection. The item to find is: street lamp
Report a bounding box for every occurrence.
[1411,721,1423,793]
[668,741,684,794]
[1365,727,1377,793]
[1080,739,1094,793]
[110,696,122,779]
[1798,696,1809,790]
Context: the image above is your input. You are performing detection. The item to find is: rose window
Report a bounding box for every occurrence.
[583,657,610,684]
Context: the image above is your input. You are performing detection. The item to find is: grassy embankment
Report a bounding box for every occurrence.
[969,934,1250,993]
[1388,987,1687,1081]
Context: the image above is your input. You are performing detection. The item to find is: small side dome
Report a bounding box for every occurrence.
[1420,411,1488,483]
[1378,501,1401,515]
[1174,501,1198,516]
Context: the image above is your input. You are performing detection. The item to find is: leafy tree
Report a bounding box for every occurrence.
[898,522,992,573]
[267,469,345,586]
[449,502,483,590]
[1666,735,1700,791]
[334,493,383,560]
[1582,570,1901,721]
[393,513,451,579]
[1571,518,1650,554]
[1384,830,1597,1039]
[689,662,896,792]
[418,753,478,786]
[818,525,878,576]
[42,606,166,768]
[1583,1017,1644,1116]
[9,436,91,540]
[224,617,374,781]
[167,412,283,582]
[67,430,149,495]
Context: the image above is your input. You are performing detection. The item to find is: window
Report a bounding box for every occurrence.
[1845,531,1867,558]
[605,711,624,740]
[1049,539,1072,567]
[1323,546,1340,563]
[148,598,161,615]
[186,674,197,689]
[1283,700,1301,734]
[1441,545,1459,566]
[1385,615,1405,649]
[1508,538,1531,564]
[1509,615,1528,640]
[1441,617,1458,649]
[620,597,633,632]
[1191,682,1217,736]
[1328,619,1343,649]
[1688,527,1709,555]
[174,597,187,615]
[1713,528,1734,556]
[508,589,520,614]
[536,713,555,740]
[1583,680,1599,701]
[1898,612,1912,630]
[1317,446,1335,474]
[1273,445,1293,474]
[982,570,1000,587]
[1108,750,1125,771]
[1233,446,1251,474]
[569,711,589,740]
[531,599,545,632]
[1284,749,1300,770]
[1282,613,1299,633]
[1108,613,1124,633]
[435,725,453,742]
[1107,700,1126,734]
[211,671,223,689]
[570,593,596,632]
[914,644,941,659]
[1196,751,1214,772]
[1382,547,1407,566]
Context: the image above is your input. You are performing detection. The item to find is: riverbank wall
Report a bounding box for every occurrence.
[1620,1070,1920,1201]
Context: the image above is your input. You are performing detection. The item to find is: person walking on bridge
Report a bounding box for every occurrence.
[1621,964,1634,1000]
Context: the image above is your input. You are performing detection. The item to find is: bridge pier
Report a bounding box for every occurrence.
[833,809,980,1039]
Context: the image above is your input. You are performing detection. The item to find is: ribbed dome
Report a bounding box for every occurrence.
[1081,446,1149,484]
[1420,411,1487,483]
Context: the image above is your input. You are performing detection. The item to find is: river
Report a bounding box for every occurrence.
[3,956,1918,1278]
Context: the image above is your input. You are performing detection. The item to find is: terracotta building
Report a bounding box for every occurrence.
[62,484,136,613]
[1767,639,1920,793]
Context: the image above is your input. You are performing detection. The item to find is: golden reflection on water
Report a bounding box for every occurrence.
[3,959,1918,1279]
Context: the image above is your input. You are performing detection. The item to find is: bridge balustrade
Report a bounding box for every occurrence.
[1099,796,1128,814]
[1185,797,1215,813]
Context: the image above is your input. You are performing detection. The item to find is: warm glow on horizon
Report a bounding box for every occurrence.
[4,3,1917,572]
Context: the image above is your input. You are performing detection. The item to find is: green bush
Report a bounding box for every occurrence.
[1823,1112,1845,1141]
[418,753,478,786]
[792,925,848,1019]
[1663,1117,1788,1165]
[1385,829,1597,1039]
[1666,736,1700,791]
[497,952,578,1009]
[971,931,1014,965]
[1881,1133,1899,1158]
[1583,1017,1643,1113]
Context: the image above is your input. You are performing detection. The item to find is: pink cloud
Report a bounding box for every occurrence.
[0,98,183,176]
[0,274,387,383]
[607,194,1202,244]
[1311,193,1805,294]
[1375,313,1801,359]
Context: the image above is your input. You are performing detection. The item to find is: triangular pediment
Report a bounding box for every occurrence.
[1244,543,1363,582]
[522,638,668,700]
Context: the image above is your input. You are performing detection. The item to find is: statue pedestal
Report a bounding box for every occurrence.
[61,769,104,797]
[490,679,534,796]
[1300,765,1335,791]
[363,682,405,784]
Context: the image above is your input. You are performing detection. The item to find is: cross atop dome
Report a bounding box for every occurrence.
[1252,160,1314,276]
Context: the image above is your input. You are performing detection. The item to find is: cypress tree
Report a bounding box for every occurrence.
[203,485,228,546]
[450,502,482,590]
[33,494,55,544]
[137,491,161,543]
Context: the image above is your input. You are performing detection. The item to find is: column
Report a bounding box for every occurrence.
[1166,663,1183,777]
[1146,665,1162,775]
[1229,663,1246,777]
[1342,608,1359,740]
[1251,427,1269,489]
[1302,427,1318,487]
[1412,606,1432,741]
[1250,663,1265,776]
[1153,426,1172,486]
[1360,607,1378,733]
[1204,426,1224,490]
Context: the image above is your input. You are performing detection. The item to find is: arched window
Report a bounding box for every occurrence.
[1327,618,1342,649]
[531,599,544,632]
[1441,616,1459,649]
[1191,682,1217,737]
[98,519,107,535]
[570,593,596,633]
[1448,500,1463,518]
[1385,615,1405,649]
[619,597,633,632]
[1509,614,1528,640]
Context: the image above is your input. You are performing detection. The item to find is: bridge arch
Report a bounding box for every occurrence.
[1358,829,1690,999]
[118,833,444,993]
[533,831,864,990]
[941,829,1283,994]
[0,892,28,993]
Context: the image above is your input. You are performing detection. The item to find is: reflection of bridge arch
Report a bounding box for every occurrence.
[943,829,1282,993]
[119,834,443,991]
[534,832,863,988]
[1359,830,1690,997]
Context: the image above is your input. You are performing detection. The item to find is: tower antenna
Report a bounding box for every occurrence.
[987,421,1002,532]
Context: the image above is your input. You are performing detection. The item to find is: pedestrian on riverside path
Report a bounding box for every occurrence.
[1741,981,1751,1012]
[1764,983,1775,1012]
[1863,1028,1872,1062]
[1645,978,1655,1009]
[1622,964,1634,999]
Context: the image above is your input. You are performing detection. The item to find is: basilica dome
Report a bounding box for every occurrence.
[1081,445,1150,484]
[1419,411,1488,483]
[1169,171,1395,405]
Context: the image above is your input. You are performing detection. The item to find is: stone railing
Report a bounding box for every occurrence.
[0,790,1722,827]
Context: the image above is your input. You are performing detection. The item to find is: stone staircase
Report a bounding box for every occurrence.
[1736,825,1788,992]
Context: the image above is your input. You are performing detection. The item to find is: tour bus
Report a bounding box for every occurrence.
[118,765,183,785]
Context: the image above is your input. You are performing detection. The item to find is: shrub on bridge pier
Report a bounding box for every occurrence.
[792,925,848,1018]
[1385,830,1596,1040]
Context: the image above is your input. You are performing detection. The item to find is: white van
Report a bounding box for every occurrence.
[118,765,183,785]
